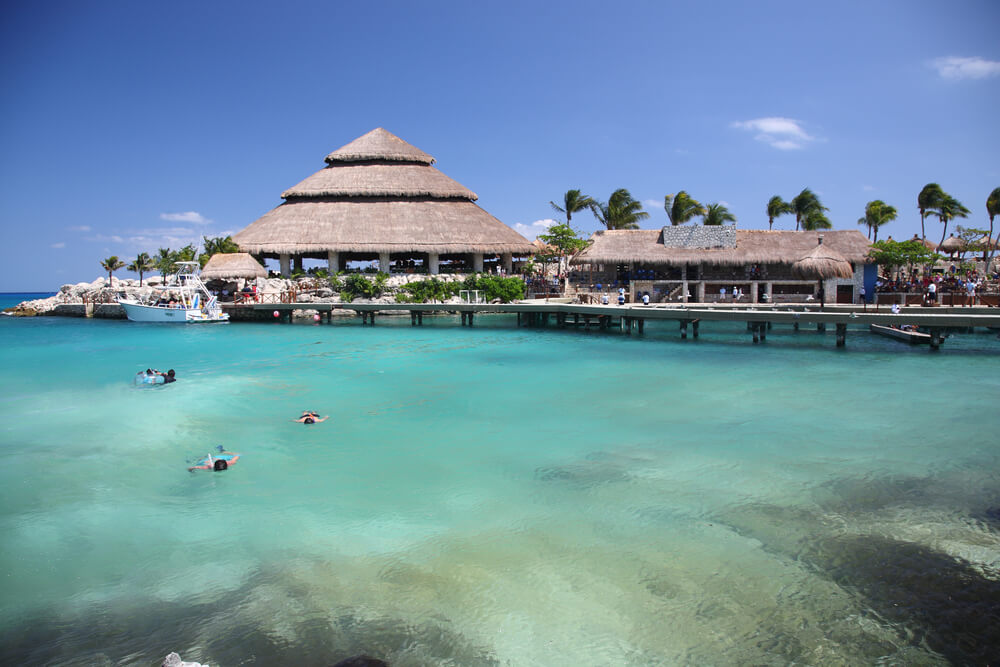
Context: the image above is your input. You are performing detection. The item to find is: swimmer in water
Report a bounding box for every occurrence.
[293,411,328,424]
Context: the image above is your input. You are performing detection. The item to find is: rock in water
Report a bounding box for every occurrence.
[162,652,210,667]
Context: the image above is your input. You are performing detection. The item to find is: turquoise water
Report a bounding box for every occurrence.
[1,313,999,665]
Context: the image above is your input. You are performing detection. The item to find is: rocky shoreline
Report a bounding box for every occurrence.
[4,273,488,320]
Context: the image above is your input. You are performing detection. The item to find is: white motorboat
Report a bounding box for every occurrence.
[118,262,229,323]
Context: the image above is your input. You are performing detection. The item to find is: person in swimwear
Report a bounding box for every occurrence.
[293,411,329,424]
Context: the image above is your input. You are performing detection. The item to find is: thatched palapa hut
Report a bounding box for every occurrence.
[572,226,872,303]
[233,128,534,275]
[200,253,267,280]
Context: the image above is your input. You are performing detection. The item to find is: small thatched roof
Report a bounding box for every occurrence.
[200,253,267,280]
[938,234,965,252]
[325,127,434,164]
[282,163,476,200]
[573,229,870,267]
[977,234,999,250]
[792,237,854,279]
[909,234,938,250]
[234,128,533,258]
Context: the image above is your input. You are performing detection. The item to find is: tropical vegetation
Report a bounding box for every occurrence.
[549,189,596,224]
[766,196,792,230]
[935,193,970,247]
[396,275,524,304]
[702,203,736,226]
[664,191,705,226]
[857,200,897,242]
[100,256,125,287]
[790,188,828,231]
[126,252,155,286]
[917,183,944,240]
[867,239,941,279]
[987,186,1000,273]
[199,235,241,267]
[591,189,649,230]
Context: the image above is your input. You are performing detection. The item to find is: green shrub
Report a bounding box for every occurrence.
[397,278,461,303]
[340,272,389,302]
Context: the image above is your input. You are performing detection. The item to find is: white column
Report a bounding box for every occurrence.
[327,251,339,274]
[428,253,440,275]
[279,253,290,277]
[681,265,688,303]
[473,253,484,273]
[379,252,391,273]
[502,253,512,274]
[696,281,705,302]
[751,280,759,304]
[765,282,773,302]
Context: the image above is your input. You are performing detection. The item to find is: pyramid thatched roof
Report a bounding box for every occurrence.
[791,238,855,279]
[200,253,267,279]
[938,234,965,252]
[325,127,435,164]
[234,128,533,257]
[574,229,871,267]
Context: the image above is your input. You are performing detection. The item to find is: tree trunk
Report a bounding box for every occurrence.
[986,217,996,275]
[939,219,948,249]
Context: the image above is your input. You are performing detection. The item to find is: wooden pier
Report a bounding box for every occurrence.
[224,301,1000,351]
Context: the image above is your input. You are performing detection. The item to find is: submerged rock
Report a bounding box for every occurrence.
[162,652,209,667]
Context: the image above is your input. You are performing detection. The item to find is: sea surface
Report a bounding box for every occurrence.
[0,308,999,665]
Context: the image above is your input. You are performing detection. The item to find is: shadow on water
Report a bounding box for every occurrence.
[0,569,498,667]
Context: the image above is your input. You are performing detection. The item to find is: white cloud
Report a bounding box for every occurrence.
[862,185,875,192]
[67,225,91,232]
[514,219,557,239]
[731,117,814,150]
[718,201,731,208]
[643,199,663,211]
[51,242,65,248]
[931,56,1000,80]
[160,211,212,224]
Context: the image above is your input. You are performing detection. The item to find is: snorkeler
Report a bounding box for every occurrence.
[293,411,329,424]
[187,445,239,472]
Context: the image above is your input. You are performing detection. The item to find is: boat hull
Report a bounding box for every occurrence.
[869,323,930,344]
[119,300,228,323]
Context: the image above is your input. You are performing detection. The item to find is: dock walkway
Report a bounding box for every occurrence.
[224,301,1000,350]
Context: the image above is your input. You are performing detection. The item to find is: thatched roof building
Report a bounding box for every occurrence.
[200,253,267,280]
[233,128,533,274]
[574,228,871,267]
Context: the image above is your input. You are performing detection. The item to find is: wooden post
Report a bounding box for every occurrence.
[638,318,644,333]
[468,311,474,327]
[461,311,467,326]
[680,320,688,339]
[411,311,417,326]
[793,321,799,331]
[517,312,522,327]
[574,313,580,326]
[692,320,699,338]
[929,328,942,350]
[752,322,760,344]
[836,322,847,347]
[759,322,767,341]
[418,312,423,325]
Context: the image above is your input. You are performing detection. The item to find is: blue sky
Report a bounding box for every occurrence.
[1,0,998,290]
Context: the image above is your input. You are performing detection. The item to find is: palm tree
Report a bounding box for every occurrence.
[936,194,970,248]
[702,203,736,226]
[155,247,176,280]
[791,188,828,231]
[986,186,1000,273]
[801,210,832,231]
[664,191,705,226]
[591,188,649,230]
[199,235,241,267]
[127,252,155,286]
[862,200,897,243]
[766,196,792,230]
[917,183,944,240]
[100,256,125,287]
[857,215,872,239]
[549,189,596,224]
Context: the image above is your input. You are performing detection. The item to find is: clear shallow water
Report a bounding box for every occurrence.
[0,314,998,665]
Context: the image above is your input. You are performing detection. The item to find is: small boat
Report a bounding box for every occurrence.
[119,262,229,323]
[869,323,931,344]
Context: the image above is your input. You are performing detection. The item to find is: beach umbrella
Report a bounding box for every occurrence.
[200,253,267,280]
[792,235,854,308]
[938,234,965,257]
